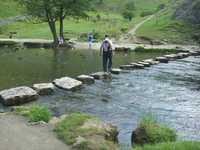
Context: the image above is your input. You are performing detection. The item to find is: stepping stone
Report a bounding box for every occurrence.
[0,86,38,106]
[138,62,151,67]
[176,53,190,59]
[164,54,177,60]
[155,57,169,63]
[190,51,200,56]
[130,63,145,69]
[90,72,111,80]
[120,65,134,70]
[111,68,122,74]
[143,59,160,65]
[76,75,95,84]
[53,77,82,91]
[33,83,55,95]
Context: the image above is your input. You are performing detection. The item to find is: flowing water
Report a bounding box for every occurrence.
[0,48,200,146]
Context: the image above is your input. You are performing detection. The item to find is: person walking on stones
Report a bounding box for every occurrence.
[100,35,113,72]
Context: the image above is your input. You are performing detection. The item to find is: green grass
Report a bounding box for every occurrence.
[54,113,118,150]
[0,0,22,18]
[132,116,176,146]
[15,105,52,123]
[54,113,94,145]
[134,141,200,150]
[136,8,196,44]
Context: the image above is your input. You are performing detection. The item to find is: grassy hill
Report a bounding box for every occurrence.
[0,0,22,18]
[0,0,197,44]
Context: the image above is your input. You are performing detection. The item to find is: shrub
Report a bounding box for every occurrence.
[122,10,134,21]
[15,105,52,123]
[54,113,92,145]
[140,11,154,17]
[134,46,145,51]
[28,105,52,123]
[134,141,200,150]
[132,116,176,146]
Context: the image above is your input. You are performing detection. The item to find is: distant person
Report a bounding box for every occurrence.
[100,35,113,72]
[88,33,93,49]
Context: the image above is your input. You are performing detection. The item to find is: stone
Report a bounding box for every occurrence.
[155,57,169,63]
[130,63,145,69]
[120,65,134,70]
[189,51,199,56]
[33,83,55,95]
[138,62,151,67]
[0,86,38,106]
[111,68,122,74]
[76,75,95,84]
[90,72,111,80]
[164,54,178,61]
[143,59,160,65]
[176,53,190,59]
[53,77,82,91]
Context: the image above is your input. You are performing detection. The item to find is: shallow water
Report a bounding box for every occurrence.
[37,56,200,146]
[0,48,164,90]
[1,48,200,146]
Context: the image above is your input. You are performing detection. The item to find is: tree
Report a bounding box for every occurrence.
[122,1,135,21]
[56,0,93,42]
[16,0,94,46]
[122,10,134,21]
[16,0,60,46]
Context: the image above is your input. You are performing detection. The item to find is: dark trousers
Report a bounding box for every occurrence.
[103,51,112,72]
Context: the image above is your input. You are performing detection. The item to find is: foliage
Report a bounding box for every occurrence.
[15,105,52,123]
[134,141,200,150]
[140,11,154,17]
[54,113,118,150]
[122,10,134,21]
[54,113,93,145]
[132,116,177,146]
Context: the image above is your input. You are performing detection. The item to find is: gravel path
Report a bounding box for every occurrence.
[0,114,70,150]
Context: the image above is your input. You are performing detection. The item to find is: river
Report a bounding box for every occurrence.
[0,48,200,146]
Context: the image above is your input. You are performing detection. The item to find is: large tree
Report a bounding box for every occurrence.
[56,0,92,42]
[17,0,60,46]
[17,0,93,46]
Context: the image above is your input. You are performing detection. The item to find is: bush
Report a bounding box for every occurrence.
[15,105,52,123]
[122,10,134,21]
[28,105,52,123]
[140,11,154,17]
[131,116,176,146]
[134,141,200,150]
[134,46,145,51]
[54,113,93,145]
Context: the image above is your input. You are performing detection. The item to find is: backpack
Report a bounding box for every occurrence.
[102,40,111,52]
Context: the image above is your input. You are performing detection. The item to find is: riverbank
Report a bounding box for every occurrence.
[0,38,199,51]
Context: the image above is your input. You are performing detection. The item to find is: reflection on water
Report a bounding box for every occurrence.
[1,48,200,146]
[36,56,200,146]
[0,48,164,89]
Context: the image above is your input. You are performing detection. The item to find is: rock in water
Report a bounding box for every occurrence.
[53,77,82,91]
[0,86,38,106]
[76,75,95,84]
[33,83,55,95]
[90,72,112,80]
[111,68,122,74]
[155,57,169,63]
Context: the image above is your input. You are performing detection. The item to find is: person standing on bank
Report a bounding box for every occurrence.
[100,35,113,72]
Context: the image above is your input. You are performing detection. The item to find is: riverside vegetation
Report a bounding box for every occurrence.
[12,106,200,150]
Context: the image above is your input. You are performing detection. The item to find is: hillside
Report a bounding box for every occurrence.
[135,0,199,44]
[0,0,22,18]
[0,0,198,45]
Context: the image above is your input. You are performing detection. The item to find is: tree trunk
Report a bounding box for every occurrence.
[59,6,65,43]
[48,21,59,47]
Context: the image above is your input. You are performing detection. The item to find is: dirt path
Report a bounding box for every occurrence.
[0,16,27,27]
[0,114,70,150]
